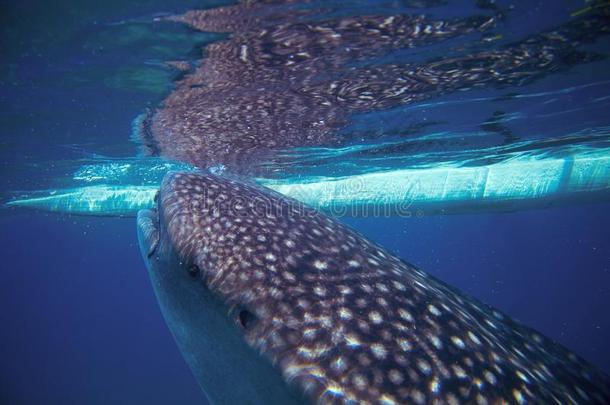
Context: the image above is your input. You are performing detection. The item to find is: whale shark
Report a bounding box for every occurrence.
[137,171,610,404]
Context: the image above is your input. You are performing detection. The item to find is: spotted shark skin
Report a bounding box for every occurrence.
[138,171,610,404]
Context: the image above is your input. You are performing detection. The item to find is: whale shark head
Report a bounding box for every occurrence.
[136,172,307,405]
[138,171,610,404]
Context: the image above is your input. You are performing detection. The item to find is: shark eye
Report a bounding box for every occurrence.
[188,265,200,278]
[237,308,258,331]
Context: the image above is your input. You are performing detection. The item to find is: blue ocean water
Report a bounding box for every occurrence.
[1,0,609,403]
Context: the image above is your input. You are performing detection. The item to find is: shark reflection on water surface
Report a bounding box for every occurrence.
[137,1,610,173]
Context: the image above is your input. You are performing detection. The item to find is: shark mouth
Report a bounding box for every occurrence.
[136,191,161,258]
